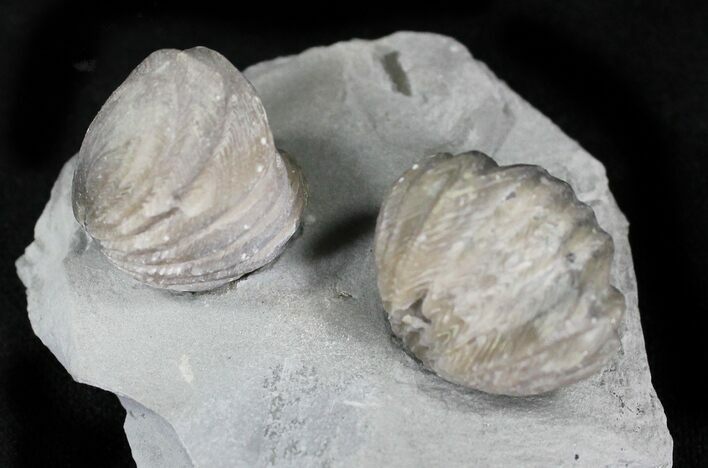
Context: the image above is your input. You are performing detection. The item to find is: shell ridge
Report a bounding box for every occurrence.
[387,154,470,311]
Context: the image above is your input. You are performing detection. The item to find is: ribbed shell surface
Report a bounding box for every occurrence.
[375,151,624,395]
[72,47,306,291]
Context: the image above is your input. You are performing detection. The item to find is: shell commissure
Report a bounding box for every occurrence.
[374,151,624,396]
[72,47,306,291]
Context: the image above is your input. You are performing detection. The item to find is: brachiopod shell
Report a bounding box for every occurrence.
[374,151,624,396]
[72,47,306,291]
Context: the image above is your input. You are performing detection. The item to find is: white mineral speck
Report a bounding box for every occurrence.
[178,354,194,383]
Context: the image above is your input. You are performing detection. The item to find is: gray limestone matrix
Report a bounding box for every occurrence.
[17,33,672,467]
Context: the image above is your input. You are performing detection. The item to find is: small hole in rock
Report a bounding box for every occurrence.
[380,51,412,96]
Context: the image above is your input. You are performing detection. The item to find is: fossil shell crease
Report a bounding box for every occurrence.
[72,47,306,291]
[374,151,625,396]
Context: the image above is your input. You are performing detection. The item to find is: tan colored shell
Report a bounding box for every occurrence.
[375,151,624,395]
[72,47,306,291]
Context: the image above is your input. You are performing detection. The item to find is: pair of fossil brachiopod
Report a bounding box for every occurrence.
[72,47,624,396]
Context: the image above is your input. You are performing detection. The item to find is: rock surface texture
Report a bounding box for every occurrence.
[17,33,672,467]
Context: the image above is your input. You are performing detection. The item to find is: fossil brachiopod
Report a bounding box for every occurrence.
[374,151,624,396]
[72,47,306,291]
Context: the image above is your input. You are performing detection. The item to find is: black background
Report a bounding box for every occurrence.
[1,1,706,466]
